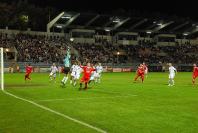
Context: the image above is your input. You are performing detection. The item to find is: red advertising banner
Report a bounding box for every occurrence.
[122,68,132,72]
[113,68,122,72]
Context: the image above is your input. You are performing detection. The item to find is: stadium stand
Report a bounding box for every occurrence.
[1,32,198,66]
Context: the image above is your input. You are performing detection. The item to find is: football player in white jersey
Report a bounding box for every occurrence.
[73,62,82,86]
[95,63,103,83]
[88,64,96,84]
[168,63,177,86]
[49,63,58,82]
[89,64,96,84]
[70,61,77,85]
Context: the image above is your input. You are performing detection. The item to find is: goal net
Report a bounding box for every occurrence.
[0,48,4,90]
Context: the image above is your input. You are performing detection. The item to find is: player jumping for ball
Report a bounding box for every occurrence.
[192,64,198,85]
[61,47,71,86]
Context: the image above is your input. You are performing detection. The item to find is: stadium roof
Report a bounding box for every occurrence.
[47,11,198,36]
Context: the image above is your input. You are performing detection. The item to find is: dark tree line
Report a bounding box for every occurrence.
[0,0,59,31]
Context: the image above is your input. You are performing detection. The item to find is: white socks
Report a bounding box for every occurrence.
[168,79,174,86]
[73,81,77,86]
[62,76,68,84]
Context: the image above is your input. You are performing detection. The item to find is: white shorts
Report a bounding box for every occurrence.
[144,70,148,74]
[71,71,76,77]
[169,74,175,79]
[94,73,100,78]
[50,72,56,77]
[74,74,80,80]
[90,75,95,80]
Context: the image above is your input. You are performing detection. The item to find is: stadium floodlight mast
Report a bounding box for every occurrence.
[0,48,4,90]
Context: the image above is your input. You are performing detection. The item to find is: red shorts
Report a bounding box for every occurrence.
[80,76,90,83]
[137,73,144,76]
[25,72,31,76]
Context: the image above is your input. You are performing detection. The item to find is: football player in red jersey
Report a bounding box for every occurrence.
[192,64,198,85]
[79,62,95,90]
[25,63,33,81]
[134,64,145,83]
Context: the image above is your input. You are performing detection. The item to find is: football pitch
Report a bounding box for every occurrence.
[1,72,198,133]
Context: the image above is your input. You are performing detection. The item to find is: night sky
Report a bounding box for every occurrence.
[2,0,197,19]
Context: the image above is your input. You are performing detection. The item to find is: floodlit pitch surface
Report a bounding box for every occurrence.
[1,72,198,133]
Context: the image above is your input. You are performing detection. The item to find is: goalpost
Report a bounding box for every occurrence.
[0,47,4,90]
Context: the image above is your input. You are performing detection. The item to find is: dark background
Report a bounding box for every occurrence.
[1,0,197,19]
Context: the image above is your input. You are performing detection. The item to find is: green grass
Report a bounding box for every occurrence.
[1,72,198,133]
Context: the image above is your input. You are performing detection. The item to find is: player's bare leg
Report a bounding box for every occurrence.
[25,74,31,80]
[49,74,53,82]
[61,74,68,86]
[98,76,101,83]
[141,75,144,83]
[134,75,140,82]
[172,79,175,86]
[53,76,56,83]
[79,83,83,90]
[168,78,173,86]
[192,78,195,85]
[73,79,77,86]
[84,82,88,90]
[70,76,74,84]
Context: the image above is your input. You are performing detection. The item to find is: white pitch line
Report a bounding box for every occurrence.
[38,95,137,102]
[91,89,137,96]
[2,90,107,133]
[38,98,65,102]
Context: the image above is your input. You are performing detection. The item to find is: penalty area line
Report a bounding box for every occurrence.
[38,95,137,102]
[2,90,107,133]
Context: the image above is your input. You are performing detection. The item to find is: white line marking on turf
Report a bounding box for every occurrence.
[2,90,107,133]
[38,95,137,102]
[91,89,138,96]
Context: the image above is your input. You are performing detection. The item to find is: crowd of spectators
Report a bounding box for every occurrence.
[15,34,68,63]
[1,33,198,65]
[73,43,116,64]
[120,40,198,64]
[0,33,15,48]
[0,33,71,64]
